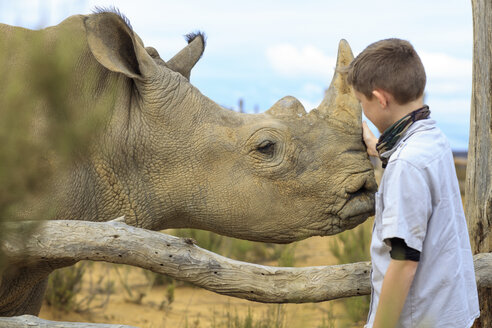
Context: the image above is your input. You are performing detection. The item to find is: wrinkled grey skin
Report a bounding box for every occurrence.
[0,11,376,316]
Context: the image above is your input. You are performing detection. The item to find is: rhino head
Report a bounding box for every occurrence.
[56,11,376,243]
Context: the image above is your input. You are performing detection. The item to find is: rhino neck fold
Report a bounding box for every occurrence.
[57,154,148,226]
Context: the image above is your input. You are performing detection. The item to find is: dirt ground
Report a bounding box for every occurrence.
[39,235,353,328]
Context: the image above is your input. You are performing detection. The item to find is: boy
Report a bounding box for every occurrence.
[345,38,479,327]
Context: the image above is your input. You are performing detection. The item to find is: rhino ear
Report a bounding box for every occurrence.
[167,32,206,80]
[84,11,157,80]
[145,46,167,66]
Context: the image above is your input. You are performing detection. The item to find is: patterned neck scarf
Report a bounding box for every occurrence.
[376,105,430,168]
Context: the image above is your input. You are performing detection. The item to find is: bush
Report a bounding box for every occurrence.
[317,304,337,328]
[44,261,114,313]
[144,269,175,287]
[172,229,296,266]
[328,219,373,327]
[277,244,296,267]
[0,27,112,269]
[44,263,86,312]
[210,304,286,328]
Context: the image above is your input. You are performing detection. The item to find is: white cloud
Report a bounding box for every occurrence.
[266,44,336,78]
[426,81,471,96]
[301,83,324,98]
[298,83,326,112]
[420,52,472,79]
[428,98,470,150]
[419,52,472,99]
[297,98,319,112]
[427,98,470,118]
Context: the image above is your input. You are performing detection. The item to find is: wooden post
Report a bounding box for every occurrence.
[467,0,491,327]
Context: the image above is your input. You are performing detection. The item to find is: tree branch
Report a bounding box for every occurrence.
[2,220,491,304]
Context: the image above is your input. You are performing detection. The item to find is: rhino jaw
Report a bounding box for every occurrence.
[337,191,375,226]
[333,171,376,232]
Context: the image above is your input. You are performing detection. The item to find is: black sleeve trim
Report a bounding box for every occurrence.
[389,238,420,262]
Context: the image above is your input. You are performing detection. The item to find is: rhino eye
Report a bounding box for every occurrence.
[256,140,276,156]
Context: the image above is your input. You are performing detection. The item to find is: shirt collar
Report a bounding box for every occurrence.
[380,118,436,160]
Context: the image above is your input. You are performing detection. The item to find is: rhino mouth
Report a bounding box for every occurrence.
[337,190,375,224]
[336,169,377,225]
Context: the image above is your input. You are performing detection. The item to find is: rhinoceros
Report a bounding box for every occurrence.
[0,9,376,316]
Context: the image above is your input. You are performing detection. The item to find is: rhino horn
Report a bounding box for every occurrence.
[316,39,361,129]
[167,32,206,80]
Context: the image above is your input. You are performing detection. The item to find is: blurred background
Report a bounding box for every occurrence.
[0,1,472,327]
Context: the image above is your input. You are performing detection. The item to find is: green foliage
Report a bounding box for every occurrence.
[210,304,286,328]
[277,244,296,267]
[174,229,224,254]
[0,27,113,269]
[114,264,176,310]
[185,315,202,328]
[172,229,296,266]
[316,304,337,328]
[113,265,146,305]
[44,263,86,312]
[166,282,175,305]
[44,261,114,313]
[328,219,373,326]
[330,221,371,264]
[144,269,175,287]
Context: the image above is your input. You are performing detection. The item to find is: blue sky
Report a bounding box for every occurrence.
[0,0,473,150]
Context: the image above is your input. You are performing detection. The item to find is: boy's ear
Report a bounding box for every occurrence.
[372,89,390,108]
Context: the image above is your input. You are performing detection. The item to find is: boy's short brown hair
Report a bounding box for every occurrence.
[346,38,426,105]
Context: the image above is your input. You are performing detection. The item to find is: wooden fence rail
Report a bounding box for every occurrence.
[2,220,491,301]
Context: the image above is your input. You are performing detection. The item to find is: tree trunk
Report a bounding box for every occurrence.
[467,0,492,327]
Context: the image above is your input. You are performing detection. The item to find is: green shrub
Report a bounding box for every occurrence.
[44,261,114,313]
[317,303,337,328]
[174,229,224,254]
[44,263,86,312]
[277,244,296,267]
[328,219,372,326]
[172,229,295,266]
[0,28,112,269]
[144,269,175,287]
[210,304,286,328]
[166,282,175,305]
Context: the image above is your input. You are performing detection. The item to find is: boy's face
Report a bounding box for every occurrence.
[353,90,387,133]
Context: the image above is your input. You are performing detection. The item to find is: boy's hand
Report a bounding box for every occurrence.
[362,121,379,157]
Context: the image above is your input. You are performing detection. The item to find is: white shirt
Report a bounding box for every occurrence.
[365,119,479,328]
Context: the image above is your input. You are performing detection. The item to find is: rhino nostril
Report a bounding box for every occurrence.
[366,177,378,193]
[348,189,364,201]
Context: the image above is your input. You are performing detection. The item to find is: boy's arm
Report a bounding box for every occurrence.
[362,121,379,157]
[373,259,418,328]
